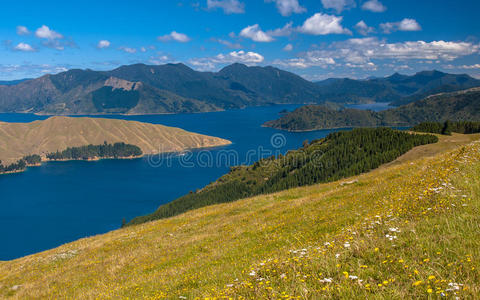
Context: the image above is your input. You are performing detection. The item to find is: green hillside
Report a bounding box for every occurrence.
[1,133,479,299]
[265,88,480,131]
[129,128,437,225]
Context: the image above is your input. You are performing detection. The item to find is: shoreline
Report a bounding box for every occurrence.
[0,142,232,176]
[261,123,414,132]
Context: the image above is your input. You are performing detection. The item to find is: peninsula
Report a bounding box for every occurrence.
[0,116,231,172]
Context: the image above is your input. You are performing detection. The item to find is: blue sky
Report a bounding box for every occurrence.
[1,0,479,80]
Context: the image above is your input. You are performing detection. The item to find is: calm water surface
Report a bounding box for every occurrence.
[0,105,347,260]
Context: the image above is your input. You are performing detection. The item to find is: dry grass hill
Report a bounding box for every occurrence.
[0,133,479,298]
[0,116,231,163]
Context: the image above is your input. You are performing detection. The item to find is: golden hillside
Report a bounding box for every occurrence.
[0,133,479,299]
[0,116,231,163]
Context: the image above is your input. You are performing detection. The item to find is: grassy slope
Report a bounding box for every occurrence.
[0,134,479,299]
[0,116,231,163]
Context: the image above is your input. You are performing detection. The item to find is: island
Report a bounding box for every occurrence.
[0,116,231,174]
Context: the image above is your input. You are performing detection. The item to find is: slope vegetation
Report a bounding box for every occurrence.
[265,88,480,131]
[130,128,437,225]
[0,116,230,163]
[0,134,478,299]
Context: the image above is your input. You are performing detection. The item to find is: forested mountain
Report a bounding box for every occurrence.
[129,128,437,225]
[0,63,322,114]
[314,70,480,105]
[0,63,478,115]
[264,88,480,131]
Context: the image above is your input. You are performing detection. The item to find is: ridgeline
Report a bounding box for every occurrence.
[264,88,480,131]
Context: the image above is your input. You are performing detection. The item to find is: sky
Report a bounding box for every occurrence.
[0,0,479,81]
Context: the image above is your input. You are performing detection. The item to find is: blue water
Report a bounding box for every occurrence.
[0,105,343,260]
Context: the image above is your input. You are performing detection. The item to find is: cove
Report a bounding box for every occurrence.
[0,104,387,260]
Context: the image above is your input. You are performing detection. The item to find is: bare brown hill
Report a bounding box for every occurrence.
[0,116,231,163]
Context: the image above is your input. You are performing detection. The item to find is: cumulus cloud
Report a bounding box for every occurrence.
[283,43,293,51]
[355,20,375,36]
[321,0,356,13]
[158,31,191,42]
[35,25,63,40]
[299,13,351,35]
[207,0,245,14]
[274,38,480,69]
[265,0,306,16]
[361,0,386,12]
[189,50,264,70]
[381,18,421,34]
[16,26,30,35]
[119,47,137,53]
[97,40,111,49]
[240,24,274,42]
[14,42,35,52]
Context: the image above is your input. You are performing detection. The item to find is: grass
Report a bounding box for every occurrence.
[0,116,230,163]
[0,134,479,299]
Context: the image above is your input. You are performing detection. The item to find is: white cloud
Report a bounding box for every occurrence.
[362,0,386,12]
[274,38,480,69]
[274,57,336,69]
[265,0,306,16]
[283,43,293,51]
[457,64,480,70]
[321,0,356,13]
[189,50,264,70]
[158,31,191,42]
[212,38,242,49]
[120,47,137,53]
[14,42,35,52]
[207,0,245,14]
[97,40,111,49]
[149,54,174,65]
[16,26,30,35]
[35,25,63,40]
[240,24,274,42]
[299,13,351,35]
[268,22,294,37]
[355,20,375,36]
[381,18,421,34]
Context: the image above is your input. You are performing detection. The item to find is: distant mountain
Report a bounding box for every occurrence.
[0,63,322,115]
[264,88,480,131]
[0,78,32,85]
[0,65,478,115]
[314,70,480,105]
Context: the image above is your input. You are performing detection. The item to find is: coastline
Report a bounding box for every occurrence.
[261,123,413,132]
[0,142,232,176]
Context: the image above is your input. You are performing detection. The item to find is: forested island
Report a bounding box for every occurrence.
[129,128,438,225]
[264,88,480,131]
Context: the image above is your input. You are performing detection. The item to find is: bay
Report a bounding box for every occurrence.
[0,105,338,260]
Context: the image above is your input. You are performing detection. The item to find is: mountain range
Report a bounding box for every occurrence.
[264,88,480,131]
[314,70,480,105]
[0,63,479,115]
